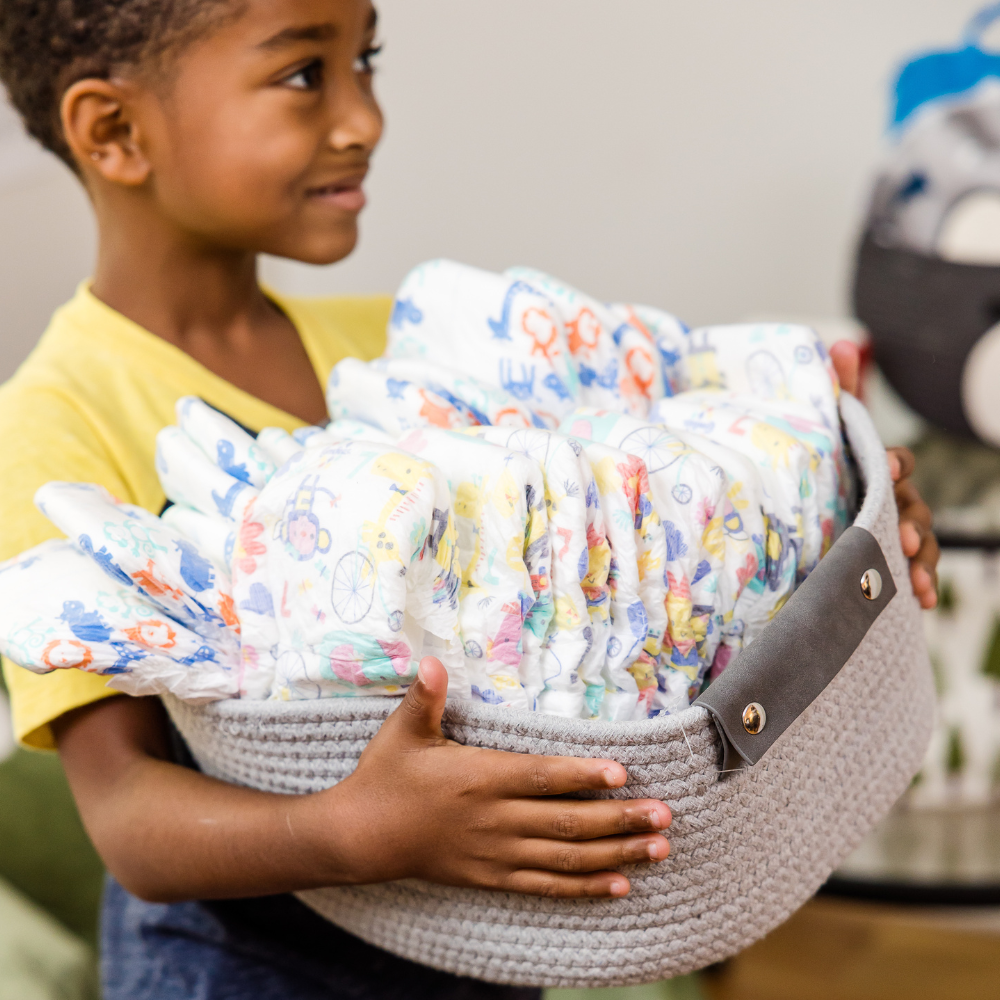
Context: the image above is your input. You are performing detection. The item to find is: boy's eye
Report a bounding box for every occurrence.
[284,59,324,90]
[354,44,382,75]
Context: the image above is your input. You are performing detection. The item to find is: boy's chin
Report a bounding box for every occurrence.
[268,226,359,267]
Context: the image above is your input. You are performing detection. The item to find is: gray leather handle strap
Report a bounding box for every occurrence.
[694,526,897,772]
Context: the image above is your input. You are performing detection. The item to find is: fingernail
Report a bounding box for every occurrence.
[648,842,662,861]
[416,662,428,685]
[603,767,619,787]
[610,879,629,897]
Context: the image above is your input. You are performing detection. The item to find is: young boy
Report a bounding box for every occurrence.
[0,1,938,997]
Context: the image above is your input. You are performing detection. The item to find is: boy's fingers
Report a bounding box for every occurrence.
[515,833,670,874]
[830,340,860,397]
[495,754,628,797]
[501,870,631,899]
[393,657,449,742]
[516,798,671,840]
[899,520,922,558]
[896,483,934,536]
[913,564,938,609]
[887,446,915,482]
[912,526,940,607]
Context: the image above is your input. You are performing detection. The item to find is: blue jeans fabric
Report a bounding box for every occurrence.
[101,875,542,1000]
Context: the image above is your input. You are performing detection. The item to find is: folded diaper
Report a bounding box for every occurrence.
[386,260,579,428]
[656,427,773,680]
[160,504,234,583]
[157,401,468,700]
[676,323,841,434]
[157,424,258,528]
[256,427,304,467]
[609,303,689,397]
[651,395,818,589]
[507,269,665,418]
[719,395,850,558]
[176,396,277,489]
[553,434,665,720]
[35,481,240,660]
[0,540,238,701]
[561,411,721,710]
[397,428,551,710]
[327,356,478,436]
[461,425,612,718]
[372,358,537,430]
[236,437,466,701]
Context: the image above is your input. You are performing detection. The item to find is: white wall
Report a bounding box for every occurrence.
[0,0,980,381]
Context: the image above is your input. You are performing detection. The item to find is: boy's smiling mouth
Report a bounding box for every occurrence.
[306,173,368,212]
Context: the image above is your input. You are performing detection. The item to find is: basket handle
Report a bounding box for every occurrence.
[694,526,897,773]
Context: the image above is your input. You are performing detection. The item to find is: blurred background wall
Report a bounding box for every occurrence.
[0,0,979,383]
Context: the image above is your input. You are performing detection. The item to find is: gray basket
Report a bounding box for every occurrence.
[163,393,934,988]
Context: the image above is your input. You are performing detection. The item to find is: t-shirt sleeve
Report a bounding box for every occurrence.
[0,385,132,750]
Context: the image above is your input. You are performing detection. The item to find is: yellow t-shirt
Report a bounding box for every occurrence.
[0,283,391,750]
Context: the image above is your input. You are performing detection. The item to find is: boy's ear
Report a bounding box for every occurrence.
[60,78,152,186]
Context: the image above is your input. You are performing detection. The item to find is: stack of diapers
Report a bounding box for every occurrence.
[0,259,850,725]
[0,483,241,702]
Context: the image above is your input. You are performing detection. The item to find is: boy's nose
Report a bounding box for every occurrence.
[326,78,383,154]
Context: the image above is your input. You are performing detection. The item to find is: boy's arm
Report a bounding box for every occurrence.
[55,658,671,902]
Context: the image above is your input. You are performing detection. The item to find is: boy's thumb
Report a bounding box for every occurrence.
[395,656,448,741]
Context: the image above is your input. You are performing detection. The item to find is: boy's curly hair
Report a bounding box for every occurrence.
[0,0,232,171]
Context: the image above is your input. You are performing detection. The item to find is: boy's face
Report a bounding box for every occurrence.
[136,0,382,265]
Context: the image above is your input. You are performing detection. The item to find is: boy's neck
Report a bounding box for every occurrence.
[90,206,275,350]
[86,190,330,425]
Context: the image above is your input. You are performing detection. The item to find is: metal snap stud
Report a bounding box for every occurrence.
[860,568,882,601]
[742,702,766,735]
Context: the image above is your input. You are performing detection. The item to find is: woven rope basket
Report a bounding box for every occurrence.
[164,394,935,988]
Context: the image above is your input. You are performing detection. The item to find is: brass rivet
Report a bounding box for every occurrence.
[860,568,882,601]
[742,702,766,735]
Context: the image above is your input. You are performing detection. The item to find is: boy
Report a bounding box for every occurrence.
[0,1,938,997]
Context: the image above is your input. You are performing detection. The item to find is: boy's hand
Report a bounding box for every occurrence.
[57,662,669,904]
[829,340,939,609]
[311,657,671,898]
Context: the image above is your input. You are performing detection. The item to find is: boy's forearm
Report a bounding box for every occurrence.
[55,696,361,902]
[56,665,672,903]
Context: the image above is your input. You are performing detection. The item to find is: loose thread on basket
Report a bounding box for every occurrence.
[678,720,695,761]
